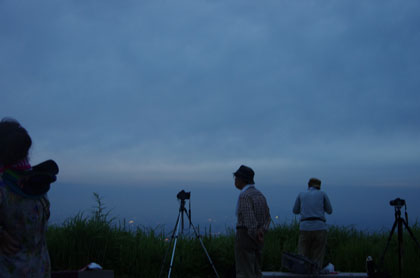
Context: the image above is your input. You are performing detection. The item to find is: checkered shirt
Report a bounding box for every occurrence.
[236,185,271,239]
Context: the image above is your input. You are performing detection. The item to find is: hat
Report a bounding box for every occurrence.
[233,165,255,184]
[308,178,321,189]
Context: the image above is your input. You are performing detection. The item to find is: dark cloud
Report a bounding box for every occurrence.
[1,0,419,186]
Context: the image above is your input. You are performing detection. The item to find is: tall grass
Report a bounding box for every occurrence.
[47,194,420,278]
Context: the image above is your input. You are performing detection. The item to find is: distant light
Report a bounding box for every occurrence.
[275,216,279,219]
[128,220,135,224]
[165,238,169,242]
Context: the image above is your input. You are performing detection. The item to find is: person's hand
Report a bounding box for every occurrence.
[0,229,20,256]
[257,228,265,244]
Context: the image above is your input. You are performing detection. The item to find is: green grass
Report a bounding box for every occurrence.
[47,194,420,277]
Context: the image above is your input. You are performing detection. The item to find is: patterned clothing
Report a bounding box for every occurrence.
[0,174,51,277]
[0,158,31,173]
[236,185,271,239]
[235,185,270,278]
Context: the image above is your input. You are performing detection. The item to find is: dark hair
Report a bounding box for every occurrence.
[308,177,321,188]
[0,118,32,166]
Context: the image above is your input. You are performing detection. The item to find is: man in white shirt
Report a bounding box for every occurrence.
[293,178,333,270]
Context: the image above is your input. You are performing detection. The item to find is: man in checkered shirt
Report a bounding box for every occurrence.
[234,165,271,278]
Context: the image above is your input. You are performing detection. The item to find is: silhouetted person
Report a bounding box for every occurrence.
[293,178,332,270]
[234,165,271,278]
[0,118,58,277]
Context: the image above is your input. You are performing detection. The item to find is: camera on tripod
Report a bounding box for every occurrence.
[389,198,405,208]
[176,190,191,201]
[159,189,220,278]
[378,198,420,278]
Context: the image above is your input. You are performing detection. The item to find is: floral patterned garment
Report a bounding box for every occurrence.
[0,177,51,278]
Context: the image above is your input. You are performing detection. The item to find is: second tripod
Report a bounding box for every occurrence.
[159,190,220,278]
[379,198,420,278]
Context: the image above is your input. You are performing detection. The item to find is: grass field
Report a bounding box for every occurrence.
[47,194,420,277]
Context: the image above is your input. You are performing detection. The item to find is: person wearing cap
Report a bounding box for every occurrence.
[233,165,271,278]
[293,178,333,270]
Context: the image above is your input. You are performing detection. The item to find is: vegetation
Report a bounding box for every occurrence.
[47,194,420,277]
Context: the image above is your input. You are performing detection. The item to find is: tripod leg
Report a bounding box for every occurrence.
[402,219,420,254]
[397,218,403,278]
[168,214,182,278]
[184,208,221,278]
[159,212,181,278]
[379,219,398,267]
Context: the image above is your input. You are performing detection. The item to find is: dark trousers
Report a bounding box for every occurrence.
[235,229,263,278]
[298,230,327,269]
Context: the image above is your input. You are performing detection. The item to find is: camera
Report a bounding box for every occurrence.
[390,198,405,208]
[177,190,191,201]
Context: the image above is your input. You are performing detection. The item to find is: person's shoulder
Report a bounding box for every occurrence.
[248,186,266,198]
[246,185,258,192]
[321,190,330,197]
[298,190,307,196]
[241,186,255,196]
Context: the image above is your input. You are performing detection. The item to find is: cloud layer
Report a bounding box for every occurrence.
[1,0,419,187]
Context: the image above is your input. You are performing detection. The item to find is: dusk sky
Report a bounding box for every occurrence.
[1,1,420,229]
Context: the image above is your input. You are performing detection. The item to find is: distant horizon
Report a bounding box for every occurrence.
[48,182,420,234]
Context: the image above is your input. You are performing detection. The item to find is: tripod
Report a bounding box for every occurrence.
[159,195,220,278]
[379,202,420,278]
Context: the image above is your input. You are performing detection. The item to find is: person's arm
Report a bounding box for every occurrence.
[292,194,301,214]
[263,204,271,231]
[324,193,333,214]
[257,203,271,243]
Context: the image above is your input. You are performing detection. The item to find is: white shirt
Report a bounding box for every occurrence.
[293,187,333,231]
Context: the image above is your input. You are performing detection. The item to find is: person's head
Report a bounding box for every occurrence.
[233,165,255,190]
[0,118,32,166]
[308,177,321,189]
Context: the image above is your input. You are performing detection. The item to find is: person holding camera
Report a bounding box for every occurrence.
[234,165,271,278]
[293,178,333,270]
[0,118,56,277]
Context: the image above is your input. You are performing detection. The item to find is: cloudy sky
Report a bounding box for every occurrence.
[1,0,420,193]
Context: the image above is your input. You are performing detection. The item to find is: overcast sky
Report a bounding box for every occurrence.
[1,0,420,189]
